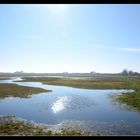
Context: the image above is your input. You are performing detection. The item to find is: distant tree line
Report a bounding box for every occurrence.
[0,70,140,77]
[121,69,140,76]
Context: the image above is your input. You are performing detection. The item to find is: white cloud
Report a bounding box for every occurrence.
[120,47,140,53]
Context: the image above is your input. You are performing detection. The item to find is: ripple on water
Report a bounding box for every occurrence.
[49,120,140,135]
[51,95,96,114]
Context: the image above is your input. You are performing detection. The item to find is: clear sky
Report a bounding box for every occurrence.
[0,4,140,73]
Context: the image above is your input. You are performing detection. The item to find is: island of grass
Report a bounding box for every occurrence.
[0,83,52,98]
[0,77,10,80]
[0,116,100,136]
[20,76,140,111]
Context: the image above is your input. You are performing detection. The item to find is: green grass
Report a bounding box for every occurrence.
[20,76,129,89]
[21,76,140,111]
[0,83,52,98]
[0,116,100,136]
[115,91,140,111]
[0,116,52,136]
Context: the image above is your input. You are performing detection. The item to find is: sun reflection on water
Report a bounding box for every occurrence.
[51,96,71,113]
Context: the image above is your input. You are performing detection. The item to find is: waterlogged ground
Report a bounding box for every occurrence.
[0,77,140,135]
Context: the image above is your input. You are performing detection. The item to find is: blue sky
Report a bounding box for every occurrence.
[0,4,140,73]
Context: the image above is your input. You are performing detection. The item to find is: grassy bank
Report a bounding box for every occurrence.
[0,116,50,136]
[21,76,140,111]
[0,77,10,80]
[0,84,51,98]
[0,116,100,136]
[20,76,130,89]
[21,76,138,89]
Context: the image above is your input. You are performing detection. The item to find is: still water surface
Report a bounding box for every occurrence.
[0,77,140,135]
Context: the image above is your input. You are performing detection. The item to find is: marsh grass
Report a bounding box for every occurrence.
[21,76,130,89]
[0,83,52,98]
[0,116,51,136]
[0,77,9,80]
[0,116,100,136]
